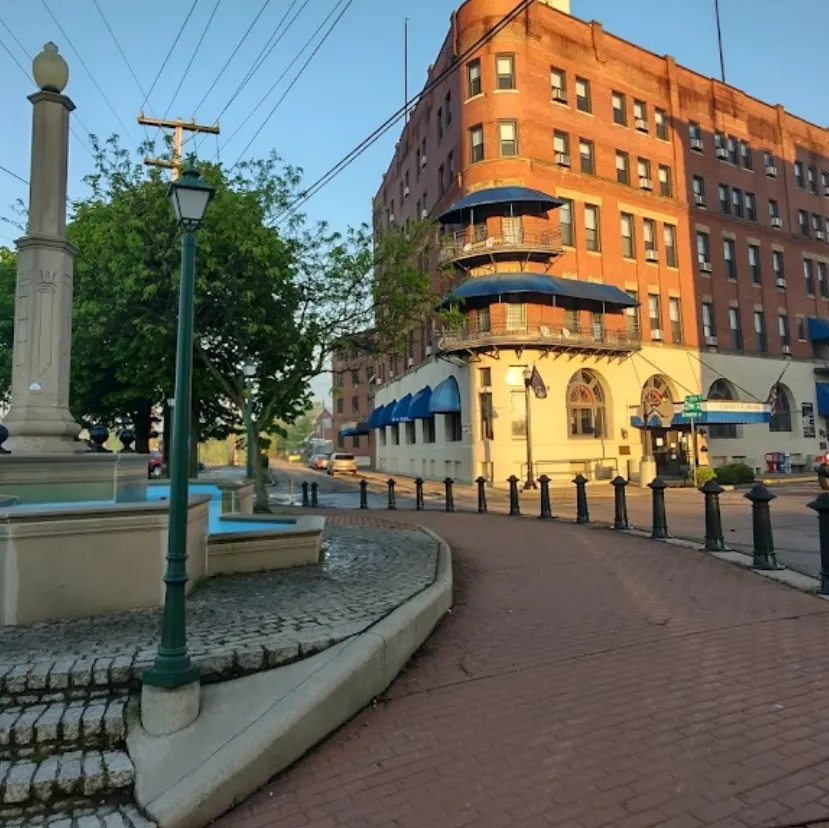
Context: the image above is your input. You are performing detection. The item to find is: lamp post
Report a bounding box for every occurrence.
[523,367,537,490]
[244,360,256,479]
[142,168,214,735]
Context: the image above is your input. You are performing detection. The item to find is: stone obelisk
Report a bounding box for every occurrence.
[2,43,82,453]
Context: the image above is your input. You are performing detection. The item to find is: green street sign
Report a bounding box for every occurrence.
[684,394,703,415]
[686,394,703,403]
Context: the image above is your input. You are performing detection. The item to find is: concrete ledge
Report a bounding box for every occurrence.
[128,534,452,828]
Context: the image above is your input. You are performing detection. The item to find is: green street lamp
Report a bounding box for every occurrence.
[244,360,256,479]
[143,168,214,693]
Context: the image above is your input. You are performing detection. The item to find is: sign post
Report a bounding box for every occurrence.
[684,395,704,485]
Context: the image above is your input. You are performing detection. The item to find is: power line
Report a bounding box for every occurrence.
[0,13,29,57]
[229,0,353,165]
[163,0,223,119]
[272,0,535,226]
[90,0,148,100]
[0,163,28,186]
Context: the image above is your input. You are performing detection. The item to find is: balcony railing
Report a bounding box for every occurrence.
[438,228,563,265]
[438,321,641,353]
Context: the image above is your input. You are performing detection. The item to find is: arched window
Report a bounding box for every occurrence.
[769,383,793,433]
[641,375,674,425]
[567,369,607,437]
[708,378,738,440]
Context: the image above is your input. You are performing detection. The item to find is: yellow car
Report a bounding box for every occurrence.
[288,453,302,463]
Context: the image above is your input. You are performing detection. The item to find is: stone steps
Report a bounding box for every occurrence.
[3,802,155,827]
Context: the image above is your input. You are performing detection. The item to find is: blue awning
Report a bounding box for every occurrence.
[392,394,413,423]
[408,386,433,419]
[809,317,829,342]
[429,377,461,413]
[366,406,384,430]
[339,422,369,437]
[630,414,665,428]
[437,273,638,309]
[378,401,396,428]
[817,384,829,416]
[439,187,564,225]
[630,401,771,428]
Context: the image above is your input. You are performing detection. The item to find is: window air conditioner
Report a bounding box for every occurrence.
[552,88,567,103]
[651,329,663,341]
[420,155,427,168]
[716,147,729,160]
[421,209,428,219]
[775,277,786,288]
[690,138,704,151]
[699,261,713,272]
[404,186,410,198]
[694,194,706,207]
[765,164,778,177]
[704,335,718,346]
[646,249,659,262]
[782,344,792,354]
[771,217,783,228]
[639,177,653,191]
[556,152,571,167]
[816,230,825,241]
[635,118,648,131]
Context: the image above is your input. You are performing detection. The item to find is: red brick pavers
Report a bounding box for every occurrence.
[218,512,829,828]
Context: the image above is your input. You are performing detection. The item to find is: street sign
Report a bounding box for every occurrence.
[684,394,703,415]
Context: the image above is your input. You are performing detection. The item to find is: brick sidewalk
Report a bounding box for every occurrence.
[218,512,829,828]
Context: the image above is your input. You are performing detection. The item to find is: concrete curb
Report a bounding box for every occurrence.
[127,533,453,828]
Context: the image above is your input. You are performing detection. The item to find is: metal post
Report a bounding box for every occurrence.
[475,476,488,513]
[538,474,552,519]
[415,478,425,511]
[310,481,318,508]
[689,415,697,486]
[611,476,629,530]
[744,483,779,570]
[508,475,521,516]
[143,232,199,690]
[444,478,455,513]
[701,479,725,551]
[359,479,368,509]
[649,477,669,539]
[301,481,309,508]
[387,478,396,510]
[244,386,254,480]
[808,493,829,594]
[523,378,537,490]
[573,474,589,525]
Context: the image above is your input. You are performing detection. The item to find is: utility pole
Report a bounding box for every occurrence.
[137,113,220,179]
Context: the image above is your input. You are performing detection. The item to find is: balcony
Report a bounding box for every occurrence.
[438,227,563,267]
[438,320,641,356]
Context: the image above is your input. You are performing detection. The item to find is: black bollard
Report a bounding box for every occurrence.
[538,475,553,519]
[88,424,111,453]
[507,475,521,516]
[359,479,368,509]
[415,478,425,511]
[387,478,397,510]
[301,481,309,508]
[118,428,136,453]
[573,474,590,524]
[0,424,9,455]
[808,493,829,594]
[744,483,779,570]
[649,477,669,539]
[611,476,629,530]
[310,481,319,508]
[475,476,488,514]
[701,479,725,552]
[444,478,455,513]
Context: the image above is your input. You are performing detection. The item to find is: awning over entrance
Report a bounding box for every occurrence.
[408,386,433,419]
[816,383,829,416]
[366,406,384,430]
[391,394,413,423]
[339,422,369,437]
[377,401,397,428]
[809,317,829,342]
[429,377,461,413]
[629,400,771,427]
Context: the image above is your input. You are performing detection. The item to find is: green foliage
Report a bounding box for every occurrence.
[713,462,755,486]
[694,466,717,487]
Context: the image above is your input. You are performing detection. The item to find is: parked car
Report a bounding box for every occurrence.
[287,453,302,463]
[310,454,329,471]
[327,452,358,476]
[148,451,165,479]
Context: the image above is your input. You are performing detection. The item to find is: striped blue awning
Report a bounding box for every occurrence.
[408,386,433,419]
[392,394,413,423]
[430,377,461,414]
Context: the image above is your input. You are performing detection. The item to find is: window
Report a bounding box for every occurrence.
[795,161,805,188]
[422,417,436,443]
[445,413,462,442]
[585,204,601,251]
[553,132,570,167]
[438,164,445,195]
[550,66,567,102]
[805,259,816,295]
[723,238,737,280]
[754,310,767,353]
[732,188,743,218]
[823,171,829,195]
[352,434,361,449]
[405,421,416,445]
[479,367,492,386]
[633,99,647,131]
[808,165,818,194]
[621,213,635,258]
[336,397,344,413]
[689,121,702,149]
[749,244,761,285]
[798,316,806,341]
[437,107,443,141]
[625,290,639,333]
[337,433,345,448]
[773,250,785,285]
[745,192,756,221]
[637,157,651,188]
[697,230,710,265]
[579,139,594,174]
[764,150,774,169]
[813,213,823,238]
[740,140,752,169]
[560,199,574,246]
[669,297,682,344]
[447,150,454,182]
[498,120,518,156]
[495,54,515,90]
[769,199,780,221]
[799,210,809,236]
[575,76,591,112]
[702,302,715,340]
[480,392,494,441]
[476,306,491,333]
[616,150,629,184]
[727,135,738,165]
[693,175,706,205]
[506,303,527,331]
[664,224,677,267]
[509,390,527,439]
[820,262,828,298]
[719,184,730,214]
[567,369,606,437]
[658,165,671,197]
[768,386,792,433]
[643,218,656,254]
[655,108,668,140]
[467,59,481,98]
[728,308,742,351]
[350,369,359,385]
[714,131,725,156]
[445,92,452,126]
[469,124,484,163]
[778,314,791,349]
[612,91,626,125]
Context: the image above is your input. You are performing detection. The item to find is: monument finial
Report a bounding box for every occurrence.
[32,42,69,93]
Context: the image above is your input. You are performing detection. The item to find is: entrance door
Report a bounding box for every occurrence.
[650,428,686,477]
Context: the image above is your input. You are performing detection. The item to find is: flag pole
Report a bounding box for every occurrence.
[714,0,726,83]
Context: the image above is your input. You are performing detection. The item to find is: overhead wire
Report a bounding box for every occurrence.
[228,0,354,165]
[0,164,28,187]
[271,0,536,226]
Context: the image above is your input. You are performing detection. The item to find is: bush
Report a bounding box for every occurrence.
[694,466,717,487]
[714,462,755,486]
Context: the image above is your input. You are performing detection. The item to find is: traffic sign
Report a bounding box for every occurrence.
[683,394,703,416]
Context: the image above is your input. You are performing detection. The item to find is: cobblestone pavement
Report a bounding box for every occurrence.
[0,525,438,694]
[220,510,829,828]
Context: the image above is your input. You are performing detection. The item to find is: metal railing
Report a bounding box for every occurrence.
[438,228,563,264]
[438,321,641,352]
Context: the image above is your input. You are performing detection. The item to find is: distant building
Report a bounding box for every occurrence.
[313,407,333,442]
